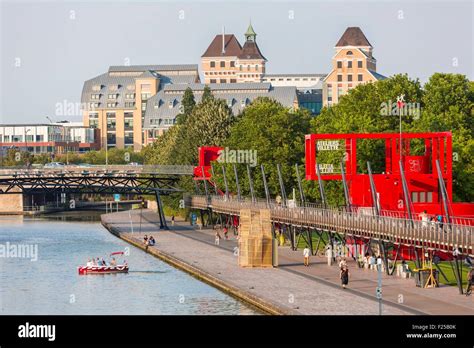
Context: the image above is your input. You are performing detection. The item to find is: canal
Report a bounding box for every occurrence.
[0,213,259,315]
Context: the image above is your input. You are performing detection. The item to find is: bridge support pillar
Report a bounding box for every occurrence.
[154,190,168,230]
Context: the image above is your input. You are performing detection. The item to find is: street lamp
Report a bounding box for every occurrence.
[25,129,31,168]
[377,257,383,315]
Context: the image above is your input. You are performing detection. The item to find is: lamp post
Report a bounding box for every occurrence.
[25,129,31,167]
[377,256,383,315]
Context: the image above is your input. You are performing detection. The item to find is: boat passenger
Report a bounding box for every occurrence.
[110,258,117,266]
[86,259,93,267]
[101,258,107,266]
[96,257,102,266]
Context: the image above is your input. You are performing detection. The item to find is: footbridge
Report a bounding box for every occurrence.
[0,165,193,226]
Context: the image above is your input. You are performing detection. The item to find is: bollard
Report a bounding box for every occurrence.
[272,238,279,267]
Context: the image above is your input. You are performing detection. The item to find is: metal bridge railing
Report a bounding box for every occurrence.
[0,165,194,177]
[187,195,474,256]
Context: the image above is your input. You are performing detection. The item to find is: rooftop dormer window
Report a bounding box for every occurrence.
[241,98,249,107]
[346,51,353,55]
[168,99,175,108]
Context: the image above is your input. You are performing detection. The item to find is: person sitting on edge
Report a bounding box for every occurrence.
[148,236,156,246]
[143,235,148,245]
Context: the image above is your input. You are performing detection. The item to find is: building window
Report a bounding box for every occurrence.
[247,65,250,71]
[230,61,235,67]
[347,51,353,55]
[347,61,352,68]
[358,74,363,82]
[107,133,116,145]
[337,87,344,98]
[108,94,117,99]
[89,113,99,128]
[220,79,226,83]
[337,61,342,69]
[327,85,333,102]
[107,102,116,108]
[91,94,101,100]
[230,79,237,83]
[220,61,225,68]
[337,75,342,82]
[107,112,117,130]
[210,79,216,83]
[124,102,135,108]
[210,61,215,68]
[358,60,363,68]
[348,75,353,82]
[124,133,134,145]
[141,93,151,100]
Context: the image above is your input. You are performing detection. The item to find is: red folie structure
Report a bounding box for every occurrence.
[305,132,474,220]
[193,146,223,179]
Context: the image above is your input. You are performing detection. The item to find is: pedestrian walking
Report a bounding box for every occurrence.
[303,247,310,267]
[214,231,221,245]
[339,257,347,270]
[340,266,349,289]
[171,215,175,226]
[466,268,473,296]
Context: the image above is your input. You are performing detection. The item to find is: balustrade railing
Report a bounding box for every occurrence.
[187,194,474,255]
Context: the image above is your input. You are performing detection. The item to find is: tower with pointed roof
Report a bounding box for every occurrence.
[322,27,386,107]
[201,22,267,84]
[236,22,267,83]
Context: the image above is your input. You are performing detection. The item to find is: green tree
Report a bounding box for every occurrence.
[201,85,213,103]
[411,73,474,202]
[212,97,311,201]
[176,87,196,125]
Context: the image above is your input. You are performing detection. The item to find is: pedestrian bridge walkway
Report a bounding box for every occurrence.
[187,195,474,257]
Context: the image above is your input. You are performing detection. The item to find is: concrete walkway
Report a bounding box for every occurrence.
[101,210,473,315]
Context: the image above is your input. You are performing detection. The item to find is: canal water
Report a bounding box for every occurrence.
[0,213,258,315]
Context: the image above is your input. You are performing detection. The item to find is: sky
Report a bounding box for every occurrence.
[0,0,472,123]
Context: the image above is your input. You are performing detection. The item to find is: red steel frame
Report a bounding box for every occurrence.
[193,146,223,179]
[305,132,473,218]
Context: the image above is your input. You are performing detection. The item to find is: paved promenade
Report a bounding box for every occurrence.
[101,210,473,315]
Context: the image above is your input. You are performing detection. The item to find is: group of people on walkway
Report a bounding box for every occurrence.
[419,210,445,230]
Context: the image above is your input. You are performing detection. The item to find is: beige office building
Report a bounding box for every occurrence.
[323,27,386,107]
[81,65,200,152]
[201,23,267,84]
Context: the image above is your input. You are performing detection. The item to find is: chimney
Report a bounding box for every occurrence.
[222,26,226,54]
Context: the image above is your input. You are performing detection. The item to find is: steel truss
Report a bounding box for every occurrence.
[0,174,181,230]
